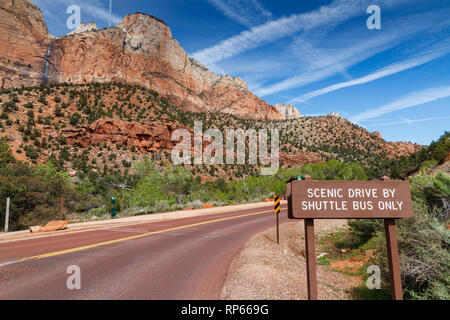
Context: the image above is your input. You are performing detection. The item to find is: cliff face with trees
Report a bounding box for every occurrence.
[0,0,51,89]
[0,82,421,178]
[0,0,282,121]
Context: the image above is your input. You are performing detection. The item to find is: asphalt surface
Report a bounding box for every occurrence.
[0,204,288,300]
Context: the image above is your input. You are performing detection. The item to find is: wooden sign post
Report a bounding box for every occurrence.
[285,175,413,300]
[59,197,65,221]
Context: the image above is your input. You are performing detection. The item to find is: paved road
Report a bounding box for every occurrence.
[0,204,288,299]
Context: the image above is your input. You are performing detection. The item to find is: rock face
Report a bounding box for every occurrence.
[0,0,50,88]
[63,119,180,152]
[67,22,98,36]
[0,0,283,121]
[274,104,302,119]
[280,153,322,165]
[372,131,383,139]
[390,141,421,155]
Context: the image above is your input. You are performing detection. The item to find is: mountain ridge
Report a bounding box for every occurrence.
[0,0,283,121]
[0,0,423,179]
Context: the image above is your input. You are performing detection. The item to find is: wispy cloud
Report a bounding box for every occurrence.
[193,0,412,65]
[256,30,411,96]
[255,9,448,97]
[208,0,272,27]
[362,115,450,127]
[83,1,122,24]
[350,85,450,122]
[290,36,353,80]
[289,41,450,104]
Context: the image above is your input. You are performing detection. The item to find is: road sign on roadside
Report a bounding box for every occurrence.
[288,179,413,219]
[274,195,281,244]
[274,195,281,214]
[286,175,413,300]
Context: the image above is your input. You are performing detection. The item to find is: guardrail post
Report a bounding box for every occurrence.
[4,197,10,233]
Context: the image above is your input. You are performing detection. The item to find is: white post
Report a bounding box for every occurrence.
[109,0,112,27]
[4,197,10,233]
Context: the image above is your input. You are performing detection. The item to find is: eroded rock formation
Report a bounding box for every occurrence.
[0,0,51,88]
[274,104,302,119]
[62,119,180,152]
[0,1,283,121]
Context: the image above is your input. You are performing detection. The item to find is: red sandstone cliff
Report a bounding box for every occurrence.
[0,0,51,88]
[62,119,180,153]
[0,0,423,159]
[0,0,283,121]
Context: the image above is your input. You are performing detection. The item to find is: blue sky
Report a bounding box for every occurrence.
[32,0,450,145]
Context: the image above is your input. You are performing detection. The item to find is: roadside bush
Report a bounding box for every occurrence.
[0,161,75,231]
[349,170,449,299]
[371,203,449,299]
[348,219,383,247]
[299,160,368,180]
[18,205,58,227]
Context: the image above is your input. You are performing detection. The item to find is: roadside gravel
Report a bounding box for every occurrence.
[221,219,360,300]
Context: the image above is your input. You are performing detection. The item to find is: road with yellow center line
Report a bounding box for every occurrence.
[0,204,287,299]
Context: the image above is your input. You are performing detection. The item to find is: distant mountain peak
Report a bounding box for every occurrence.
[274,104,302,119]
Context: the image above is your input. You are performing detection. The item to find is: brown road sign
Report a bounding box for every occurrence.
[288,180,413,219]
[286,175,413,300]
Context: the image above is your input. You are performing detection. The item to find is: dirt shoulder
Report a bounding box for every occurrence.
[221,219,361,300]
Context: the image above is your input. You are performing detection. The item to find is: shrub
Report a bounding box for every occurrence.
[58,136,67,145]
[349,170,449,300]
[69,112,81,126]
[0,162,74,231]
[299,160,368,180]
[0,137,15,168]
[24,145,38,160]
[55,107,63,117]
[24,102,34,109]
[371,203,449,300]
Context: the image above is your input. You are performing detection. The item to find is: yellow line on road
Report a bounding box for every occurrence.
[18,208,282,263]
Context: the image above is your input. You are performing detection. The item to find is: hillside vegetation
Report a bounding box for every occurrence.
[0,131,369,231]
[0,83,420,181]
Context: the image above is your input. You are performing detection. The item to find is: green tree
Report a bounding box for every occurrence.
[69,112,82,126]
[0,136,15,168]
[300,160,368,180]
